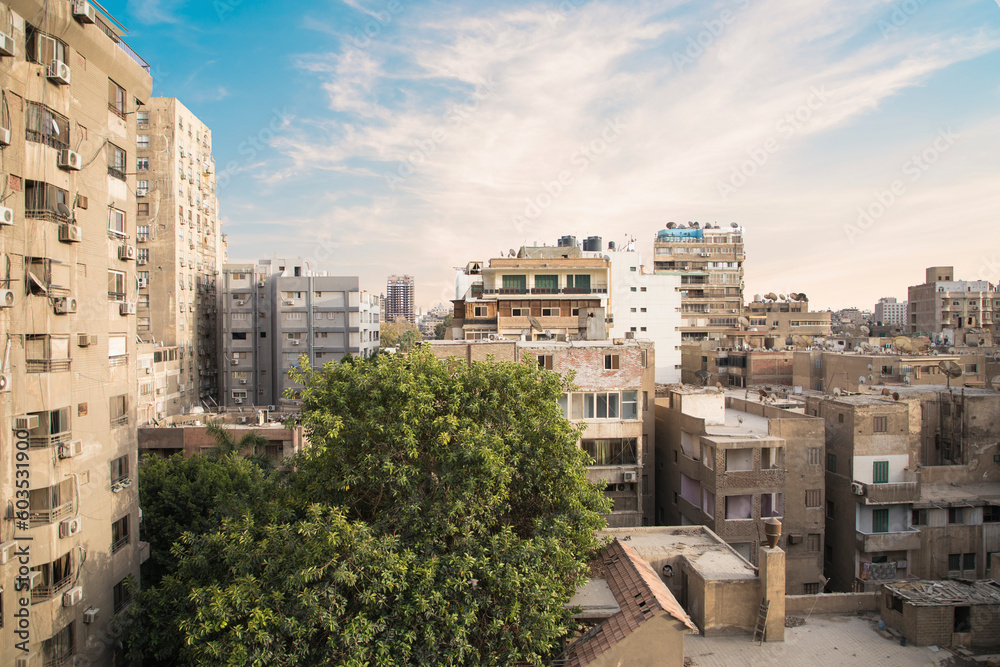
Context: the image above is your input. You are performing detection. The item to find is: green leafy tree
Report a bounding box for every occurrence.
[205,420,274,470]
[129,349,609,665]
[380,319,421,350]
[434,313,454,339]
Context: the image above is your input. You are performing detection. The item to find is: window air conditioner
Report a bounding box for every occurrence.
[0,33,15,58]
[0,126,10,146]
[120,302,137,315]
[14,414,39,430]
[239,379,247,384]
[72,1,97,23]
[63,586,83,607]
[59,516,83,538]
[0,373,10,392]
[623,471,637,483]
[136,187,148,196]
[234,398,243,404]
[851,481,866,496]
[0,540,16,564]
[83,607,99,624]
[118,245,136,261]
[59,440,84,459]
[0,289,14,308]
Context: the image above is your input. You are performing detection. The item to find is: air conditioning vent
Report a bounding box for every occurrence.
[62,586,83,607]
[59,516,83,538]
[59,223,82,243]
[78,333,98,347]
[0,289,14,308]
[53,296,78,314]
[231,359,239,365]
[234,398,243,404]
[14,415,39,430]
[0,205,13,225]
[59,439,83,459]
[58,148,82,170]
[239,379,247,384]
[136,187,148,196]
[0,126,10,146]
[0,540,16,564]
[118,245,136,261]
[851,481,866,496]
[72,0,96,23]
[0,33,15,58]
[120,302,136,316]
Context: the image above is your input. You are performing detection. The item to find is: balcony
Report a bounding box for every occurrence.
[26,359,72,373]
[31,576,73,603]
[95,14,151,72]
[484,286,609,296]
[856,528,921,553]
[864,482,920,505]
[29,502,73,525]
[28,431,72,449]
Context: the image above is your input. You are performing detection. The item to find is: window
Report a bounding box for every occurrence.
[565,274,591,292]
[838,413,844,424]
[111,455,129,484]
[473,306,488,317]
[581,438,637,465]
[25,335,72,373]
[137,270,149,287]
[26,25,67,66]
[113,578,132,613]
[137,203,149,217]
[108,144,127,180]
[805,489,821,508]
[25,102,70,150]
[725,494,753,520]
[111,516,130,553]
[803,583,820,595]
[501,275,527,293]
[622,391,638,420]
[984,506,1000,523]
[537,354,552,370]
[109,395,128,427]
[807,447,821,466]
[108,79,127,116]
[24,180,69,219]
[137,110,148,125]
[109,208,126,236]
[108,270,126,301]
[605,354,620,370]
[911,508,928,526]
[826,452,836,473]
[872,508,889,533]
[948,554,961,571]
[137,180,148,194]
[232,332,247,340]
[873,460,889,484]
[807,534,820,552]
[534,275,558,292]
[826,500,835,519]
[873,416,888,433]
[948,507,965,524]
[541,307,560,317]
[964,553,975,570]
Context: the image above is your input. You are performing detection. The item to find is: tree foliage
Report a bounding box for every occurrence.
[380,319,421,350]
[129,349,609,666]
[434,313,454,339]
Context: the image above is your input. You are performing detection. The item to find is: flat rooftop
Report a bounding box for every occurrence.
[599,526,757,581]
[915,482,1000,507]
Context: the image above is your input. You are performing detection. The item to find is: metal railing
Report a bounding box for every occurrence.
[107,166,126,181]
[110,414,129,428]
[28,430,72,449]
[26,129,70,151]
[111,535,129,554]
[26,359,71,373]
[109,354,129,367]
[31,576,72,603]
[29,502,73,525]
[95,15,150,72]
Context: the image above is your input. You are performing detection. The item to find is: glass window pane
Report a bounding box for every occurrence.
[597,393,608,419]
[608,393,620,419]
[584,393,595,419]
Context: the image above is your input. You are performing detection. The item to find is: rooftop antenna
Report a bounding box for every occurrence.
[938,360,963,389]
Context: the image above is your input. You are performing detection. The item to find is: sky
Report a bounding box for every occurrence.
[102,0,1000,312]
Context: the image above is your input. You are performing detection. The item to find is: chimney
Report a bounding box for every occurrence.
[759,518,785,642]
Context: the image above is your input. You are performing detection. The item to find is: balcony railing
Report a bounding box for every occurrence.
[110,414,129,428]
[111,535,129,554]
[109,354,128,367]
[29,502,73,525]
[95,14,151,72]
[26,359,72,373]
[484,287,609,296]
[856,527,921,553]
[108,166,126,181]
[864,482,920,505]
[31,576,73,603]
[28,431,71,449]
[26,129,70,151]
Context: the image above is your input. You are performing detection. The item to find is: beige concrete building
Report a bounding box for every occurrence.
[908,266,999,344]
[139,419,305,463]
[654,389,825,594]
[136,342,182,425]
[0,1,151,662]
[428,338,655,527]
[792,349,990,393]
[681,345,797,388]
[134,97,223,417]
[652,224,745,342]
[744,294,831,346]
[219,257,379,409]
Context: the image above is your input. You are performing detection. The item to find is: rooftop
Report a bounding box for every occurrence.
[600,526,758,581]
[915,482,1000,507]
[885,579,1000,607]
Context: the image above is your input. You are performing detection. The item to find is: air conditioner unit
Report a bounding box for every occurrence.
[623,471,637,483]
[896,559,908,568]
[53,296,78,314]
[0,289,13,307]
[851,481,866,496]
[14,414,39,430]
[0,540,16,564]
[0,33,15,58]
[788,533,803,544]
[83,607,99,624]
[136,187,148,196]
[120,302,136,315]
[118,245,136,261]
[0,373,10,391]
[283,299,295,306]
[72,0,96,23]
[59,223,82,243]
[0,126,10,146]
[59,439,83,459]
[257,281,265,288]
[26,570,42,589]
[234,398,243,404]
[77,333,97,347]
[14,652,39,667]
[291,340,300,346]
[138,278,148,288]
[144,366,151,374]
[63,586,83,607]
[232,359,240,365]
[59,516,82,538]
[58,148,82,170]
[239,378,247,384]
[0,205,13,225]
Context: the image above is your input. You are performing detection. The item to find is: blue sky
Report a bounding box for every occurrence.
[105,0,1000,311]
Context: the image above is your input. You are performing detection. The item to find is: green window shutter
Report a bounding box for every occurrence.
[574,274,591,291]
[534,275,558,291]
[872,508,889,533]
[502,275,526,292]
[873,461,888,484]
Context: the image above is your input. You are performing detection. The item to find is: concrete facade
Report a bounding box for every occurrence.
[792,349,990,393]
[134,97,223,418]
[880,579,1000,649]
[0,1,151,662]
[654,390,826,594]
[219,256,379,409]
[138,420,305,463]
[428,338,655,527]
[908,266,998,343]
[652,224,745,343]
[744,295,832,345]
[874,297,908,327]
[682,345,797,387]
[384,274,414,324]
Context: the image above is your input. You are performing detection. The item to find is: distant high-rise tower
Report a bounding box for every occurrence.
[386,275,415,323]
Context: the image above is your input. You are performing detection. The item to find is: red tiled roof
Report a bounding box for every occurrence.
[564,539,696,666]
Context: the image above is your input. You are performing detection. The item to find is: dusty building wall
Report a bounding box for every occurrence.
[586,614,686,667]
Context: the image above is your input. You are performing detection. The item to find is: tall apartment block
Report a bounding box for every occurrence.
[385,274,414,323]
[0,1,150,663]
[908,266,998,344]
[874,297,907,328]
[220,257,379,408]
[654,389,826,594]
[134,97,223,420]
[652,223,745,342]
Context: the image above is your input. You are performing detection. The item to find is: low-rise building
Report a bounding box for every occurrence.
[880,579,1000,649]
[792,349,990,393]
[908,266,998,343]
[138,418,305,463]
[744,294,832,345]
[681,345,796,388]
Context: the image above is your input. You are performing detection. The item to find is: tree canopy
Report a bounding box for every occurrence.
[128,349,609,666]
[380,319,422,350]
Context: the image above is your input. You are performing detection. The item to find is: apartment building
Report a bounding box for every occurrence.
[0,1,151,663]
[428,338,656,527]
[654,389,826,594]
[875,297,908,327]
[606,241,683,384]
[908,266,999,343]
[792,349,989,393]
[134,97,223,417]
[652,223,745,342]
[452,243,611,342]
[681,346,797,388]
[385,274,414,323]
[804,387,1000,592]
[743,293,832,345]
[219,257,379,408]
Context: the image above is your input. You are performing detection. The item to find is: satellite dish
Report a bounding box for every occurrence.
[913,336,932,352]
[881,388,891,396]
[603,255,611,262]
[904,376,911,385]
[990,375,1000,392]
[779,294,787,301]
[666,222,677,229]
[737,316,750,328]
[869,374,875,383]
[867,364,873,371]
[892,392,900,401]
[528,316,543,331]
[56,202,71,218]
[861,343,875,353]
[892,336,915,354]
[765,292,778,302]
[796,293,807,301]
[695,370,711,386]
[938,360,963,388]
[730,222,739,228]
[791,334,813,348]
[833,387,842,396]
[859,376,866,384]
[860,326,871,336]
[509,248,516,257]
